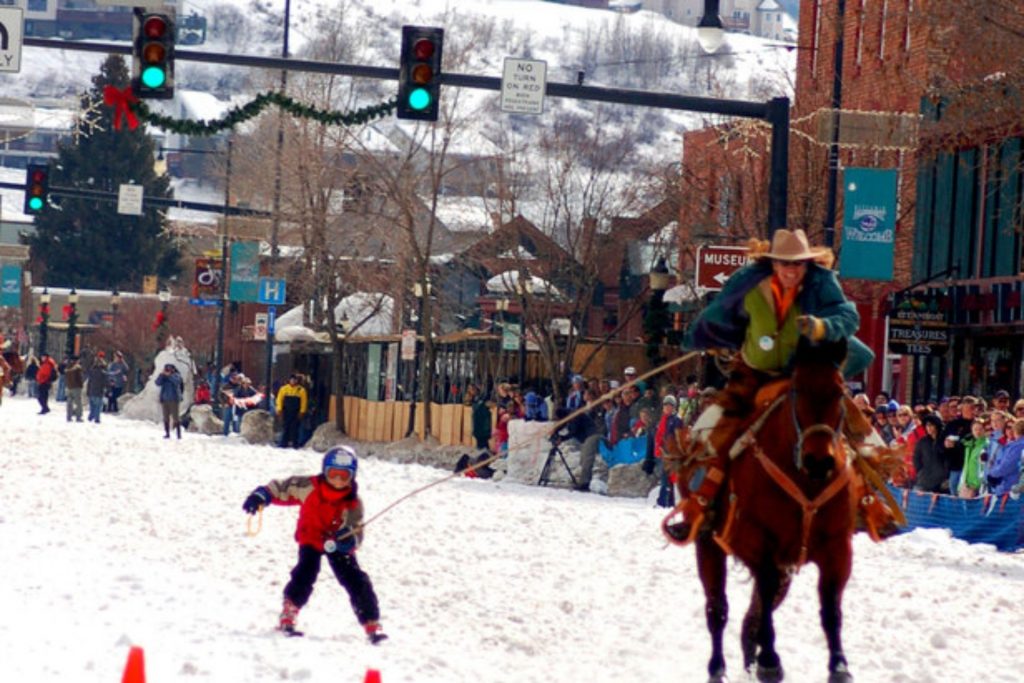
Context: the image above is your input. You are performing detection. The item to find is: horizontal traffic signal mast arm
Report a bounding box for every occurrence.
[0,180,270,217]
[23,37,771,120]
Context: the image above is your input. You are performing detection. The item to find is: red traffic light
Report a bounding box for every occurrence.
[143,15,168,39]
[30,169,46,183]
[413,38,435,60]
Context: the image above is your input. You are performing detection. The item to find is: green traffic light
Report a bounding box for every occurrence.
[141,65,166,89]
[408,87,431,111]
[28,196,43,211]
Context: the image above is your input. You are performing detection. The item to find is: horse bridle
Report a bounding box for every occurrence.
[789,389,847,472]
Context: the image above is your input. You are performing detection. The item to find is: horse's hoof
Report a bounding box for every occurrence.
[756,665,784,682]
[828,669,853,683]
[706,667,728,683]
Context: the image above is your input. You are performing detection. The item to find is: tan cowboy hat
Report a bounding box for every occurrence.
[762,228,830,262]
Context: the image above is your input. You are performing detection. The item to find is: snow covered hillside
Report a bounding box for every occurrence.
[1,393,1021,683]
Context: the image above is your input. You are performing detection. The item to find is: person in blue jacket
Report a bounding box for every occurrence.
[986,420,1024,495]
[155,363,184,439]
[665,228,889,544]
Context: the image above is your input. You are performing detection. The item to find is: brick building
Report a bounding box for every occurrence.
[680,0,1024,399]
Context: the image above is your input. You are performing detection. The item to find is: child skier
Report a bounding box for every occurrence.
[242,446,387,643]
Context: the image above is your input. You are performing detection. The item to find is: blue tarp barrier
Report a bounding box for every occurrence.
[599,435,648,468]
[888,485,1024,552]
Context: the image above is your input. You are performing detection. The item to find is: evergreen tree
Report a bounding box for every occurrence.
[28,55,180,290]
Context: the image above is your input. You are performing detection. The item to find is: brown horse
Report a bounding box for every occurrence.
[693,338,856,683]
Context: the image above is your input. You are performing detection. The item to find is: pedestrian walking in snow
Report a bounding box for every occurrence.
[275,373,308,448]
[155,363,183,439]
[35,353,58,414]
[85,353,107,423]
[64,355,85,422]
[242,446,386,643]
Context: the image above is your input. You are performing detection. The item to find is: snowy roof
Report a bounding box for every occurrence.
[432,195,494,234]
[485,271,560,296]
[0,100,75,133]
[757,0,782,10]
[274,292,394,337]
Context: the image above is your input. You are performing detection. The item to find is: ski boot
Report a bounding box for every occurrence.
[364,621,388,645]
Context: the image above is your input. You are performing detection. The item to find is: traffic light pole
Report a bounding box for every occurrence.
[24,35,788,231]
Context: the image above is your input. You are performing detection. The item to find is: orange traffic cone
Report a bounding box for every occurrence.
[363,669,381,683]
[121,646,146,683]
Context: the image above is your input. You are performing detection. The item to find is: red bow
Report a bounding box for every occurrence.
[152,310,166,330]
[103,85,140,131]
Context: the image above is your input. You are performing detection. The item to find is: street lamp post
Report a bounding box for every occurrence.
[66,288,79,357]
[644,256,671,366]
[213,138,233,401]
[157,288,171,350]
[38,288,50,356]
[110,289,120,331]
[405,278,430,437]
[515,274,534,387]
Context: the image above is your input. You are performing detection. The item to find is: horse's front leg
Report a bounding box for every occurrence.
[695,534,728,683]
[753,562,784,682]
[741,570,792,671]
[818,539,854,682]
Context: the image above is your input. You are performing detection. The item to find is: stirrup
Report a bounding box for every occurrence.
[661,505,704,546]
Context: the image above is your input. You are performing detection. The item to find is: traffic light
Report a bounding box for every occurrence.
[397,26,444,121]
[132,10,175,99]
[23,164,49,215]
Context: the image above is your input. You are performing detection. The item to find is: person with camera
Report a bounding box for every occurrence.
[941,396,978,495]
[241,446,386,643]
[155,363,184,439]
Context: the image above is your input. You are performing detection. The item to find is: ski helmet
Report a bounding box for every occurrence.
[322,445,358,478]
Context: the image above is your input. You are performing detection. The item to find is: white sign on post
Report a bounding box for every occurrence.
[500,58,547,115]
[118,184,144,216]
[0,7,24,74]
[253,312,268,341]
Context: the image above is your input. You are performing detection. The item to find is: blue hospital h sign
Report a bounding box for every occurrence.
[257,278,286,305]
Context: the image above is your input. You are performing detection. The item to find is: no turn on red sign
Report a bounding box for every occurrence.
[695,245,753,291]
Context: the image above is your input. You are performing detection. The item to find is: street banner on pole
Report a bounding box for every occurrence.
[229,242,260,302]
[839,167,898,281]
[1,263,21,307]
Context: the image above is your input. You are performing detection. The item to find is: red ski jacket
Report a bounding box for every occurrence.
[264,475,364,552]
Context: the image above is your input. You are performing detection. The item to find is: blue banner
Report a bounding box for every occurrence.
[887,485,1024,552]
[228,241,260,302]
[1,263,22,308]
[599,435,649,468]
[838,167,898,281]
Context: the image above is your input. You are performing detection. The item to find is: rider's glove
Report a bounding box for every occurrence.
[796,315,827,341]
[325,526,358,554]
[242,486,271,514]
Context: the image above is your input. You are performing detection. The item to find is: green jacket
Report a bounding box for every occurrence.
[683,260,873,377]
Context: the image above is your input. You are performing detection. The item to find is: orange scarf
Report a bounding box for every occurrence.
[770,274,799,327]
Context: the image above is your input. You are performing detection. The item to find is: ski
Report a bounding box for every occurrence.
[279,626,305,638]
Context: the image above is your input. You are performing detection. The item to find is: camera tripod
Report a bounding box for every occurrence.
[538,438,579,488]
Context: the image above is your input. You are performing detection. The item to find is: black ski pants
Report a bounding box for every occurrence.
[283,544,380,625]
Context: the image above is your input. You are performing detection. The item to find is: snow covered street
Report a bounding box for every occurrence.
[1,393,1021,683]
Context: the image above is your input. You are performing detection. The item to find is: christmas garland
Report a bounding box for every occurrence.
[103,86,396,134]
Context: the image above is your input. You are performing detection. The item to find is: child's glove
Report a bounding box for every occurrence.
[325,526,358,554]
[242,486,271,514]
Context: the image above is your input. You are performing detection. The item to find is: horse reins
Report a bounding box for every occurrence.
[750,445,851,567]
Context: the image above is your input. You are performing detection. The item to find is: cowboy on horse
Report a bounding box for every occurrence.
[664,228,899,545]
